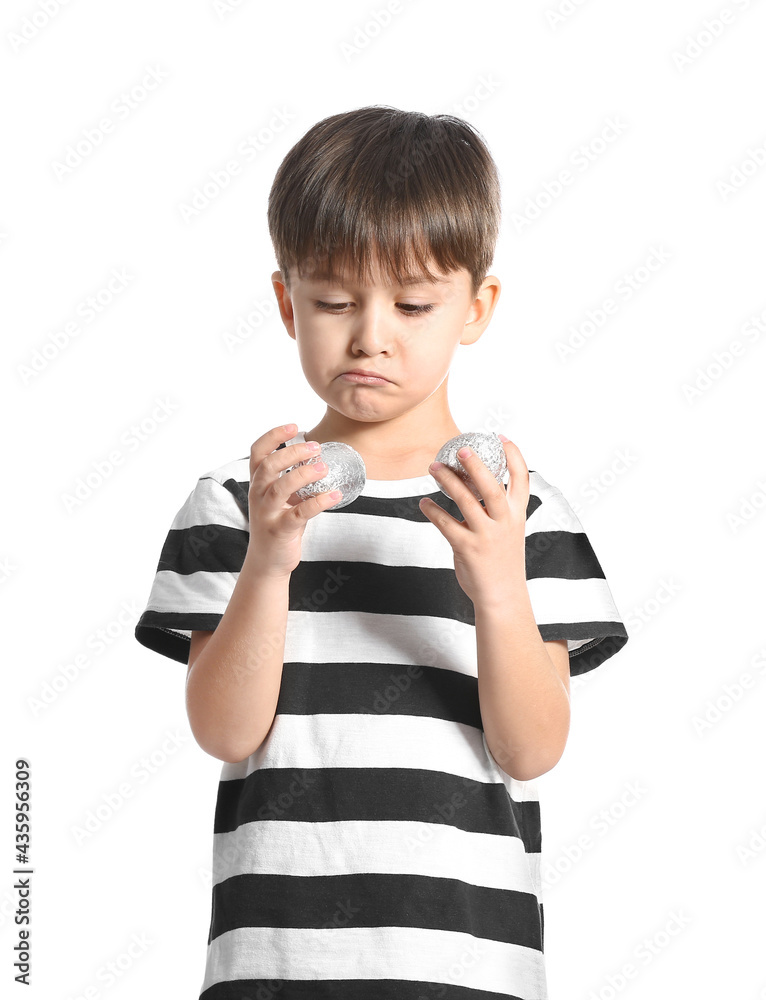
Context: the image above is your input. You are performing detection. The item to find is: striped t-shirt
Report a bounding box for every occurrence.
[135,429,629,1000]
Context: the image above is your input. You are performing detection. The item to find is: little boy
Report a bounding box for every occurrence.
[136,105,629,1000]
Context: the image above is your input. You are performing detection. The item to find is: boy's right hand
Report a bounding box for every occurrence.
[245,424,341,578]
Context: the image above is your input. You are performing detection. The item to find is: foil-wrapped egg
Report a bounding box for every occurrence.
[283,440,366,511]
[434,431,508,502]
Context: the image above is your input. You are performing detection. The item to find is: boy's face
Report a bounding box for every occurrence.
[271,257,499,433]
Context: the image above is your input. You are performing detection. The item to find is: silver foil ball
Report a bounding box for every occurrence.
[283,440,366,511]
[434,431,508,502]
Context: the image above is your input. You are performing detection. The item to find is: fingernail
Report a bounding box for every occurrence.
[498,433,509,442]
[458,447,471,459]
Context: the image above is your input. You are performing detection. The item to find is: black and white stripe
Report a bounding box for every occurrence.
[135,433,628,999]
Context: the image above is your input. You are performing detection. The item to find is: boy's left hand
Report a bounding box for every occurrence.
[418,435,530,607]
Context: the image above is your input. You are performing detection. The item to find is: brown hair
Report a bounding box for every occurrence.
[267,105,501,301]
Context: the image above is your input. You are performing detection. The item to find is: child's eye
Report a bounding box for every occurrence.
[313,301,350,312]
[399,303,434,315]
[313,300,434,316]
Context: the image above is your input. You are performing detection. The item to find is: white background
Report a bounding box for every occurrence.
[3,0,765,997]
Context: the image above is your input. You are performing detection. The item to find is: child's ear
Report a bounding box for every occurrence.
[271,273,296,336]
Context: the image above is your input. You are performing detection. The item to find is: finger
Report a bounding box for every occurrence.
[250,422,297,485]
[499,436,530,507]
[277,458,330,505]
[436,448,506,525]
[418,494,462,538]
[429,466,483,530]
[288,484,343,517]
[255,438,322,498]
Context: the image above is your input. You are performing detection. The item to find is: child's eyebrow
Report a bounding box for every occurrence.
[307,273,450,288]
[398,275,449,286]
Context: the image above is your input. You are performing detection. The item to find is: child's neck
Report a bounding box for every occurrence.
[302,421,461,481]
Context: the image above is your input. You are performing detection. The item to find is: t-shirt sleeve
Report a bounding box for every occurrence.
[525,477,629,676]
[134,472,249,664]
